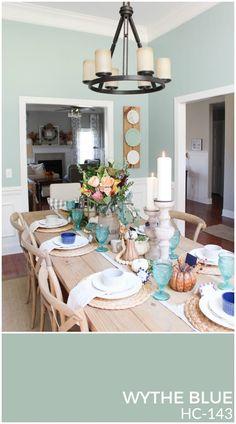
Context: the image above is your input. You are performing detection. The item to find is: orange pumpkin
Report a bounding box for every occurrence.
[169,266,197,292]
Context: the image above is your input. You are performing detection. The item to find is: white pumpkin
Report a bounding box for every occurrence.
[131,258,149,273]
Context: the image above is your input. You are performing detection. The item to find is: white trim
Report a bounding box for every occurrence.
[147,3,217,41]
[222,209,234,219]
[2,2,217,43]
[2,2,148,42]
[19,96,114,213]
[174,85,234,214]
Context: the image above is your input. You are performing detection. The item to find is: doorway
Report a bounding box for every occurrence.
[211,102,225,198]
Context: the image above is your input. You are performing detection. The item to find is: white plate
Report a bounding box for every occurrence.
[92,272,142,300]
[199,295,234,330]
[53,235,89,250]
[189,248,220,266]
[208,291,234,325]
[127,150,140,165]
[38,218,68,228]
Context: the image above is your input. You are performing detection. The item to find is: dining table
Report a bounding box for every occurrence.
[22,210,233,333]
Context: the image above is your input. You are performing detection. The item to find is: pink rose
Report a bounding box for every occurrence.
[101,176,114,187]
[102,187,111,196]
[92,191,103,202]
[88,176,100,187]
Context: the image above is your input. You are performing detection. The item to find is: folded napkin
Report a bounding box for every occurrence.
[40,239,57,253]
[30,221,41,232]
[67,275,103,308]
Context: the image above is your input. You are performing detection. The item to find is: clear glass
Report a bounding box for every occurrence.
[71,208,83,231]
[169,229,181,260]
[152,260,173,301]
[218,252,234,290]
[95,224,110,252]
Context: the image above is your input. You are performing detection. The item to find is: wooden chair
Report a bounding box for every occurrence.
[21,226,46,329]
[10,212,32,304]
[38,259,89,332]
[169,210,206,242]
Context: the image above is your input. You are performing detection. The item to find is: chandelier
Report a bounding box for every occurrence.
[82,2,171,95]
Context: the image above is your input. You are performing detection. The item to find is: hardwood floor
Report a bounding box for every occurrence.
[2,195,234,280]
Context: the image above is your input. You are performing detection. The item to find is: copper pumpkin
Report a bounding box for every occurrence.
[169,265,197,292]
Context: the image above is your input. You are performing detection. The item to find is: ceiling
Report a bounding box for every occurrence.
[4,1,217,41]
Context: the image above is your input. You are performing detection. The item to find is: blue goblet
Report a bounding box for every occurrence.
[66,200,76,218]
[218,252,234,290]
[96,224,110,252]
[152,260,173,301]
[169,229,181,260]
[71,208,83,231]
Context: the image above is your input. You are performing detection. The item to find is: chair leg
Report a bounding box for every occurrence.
[30,274,37,329]
[25,273,31,304]
[40,302,46,332]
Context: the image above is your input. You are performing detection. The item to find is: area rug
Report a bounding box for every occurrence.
[204,224,234,242]
[2,276,51,332]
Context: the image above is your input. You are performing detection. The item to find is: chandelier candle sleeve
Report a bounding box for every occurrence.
[137,47,154,74]
[105,68,119,89]
[146,173,158,210]
[95,49,112,76]
[157,152,172,201]
[156,58,171,80]
[83,60,96,82]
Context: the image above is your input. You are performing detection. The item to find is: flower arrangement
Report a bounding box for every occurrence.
[80,162,140,225]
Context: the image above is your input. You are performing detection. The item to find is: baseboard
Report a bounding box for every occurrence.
[222,209,234,219]
[187,196,212,205]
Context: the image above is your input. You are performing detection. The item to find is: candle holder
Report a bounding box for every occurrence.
[144,207,160,260]
[154,200,175,261]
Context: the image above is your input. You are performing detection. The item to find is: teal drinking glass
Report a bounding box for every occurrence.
[71,208,83,231]
[169,229,181,260]
[96,224,110,252]
[66,200,76,216]
[152,260,173,301]
[218,252,234,290]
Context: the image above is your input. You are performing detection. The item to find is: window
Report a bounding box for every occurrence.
[78,129,95,163]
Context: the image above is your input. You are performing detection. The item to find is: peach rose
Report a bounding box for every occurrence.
[88,176,100,187]
[102,187,112,196]
[101,176,114,187]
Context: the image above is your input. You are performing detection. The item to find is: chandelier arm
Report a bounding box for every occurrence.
[110,16,124,56]
[128,16,142,48]
[123,17,129,75]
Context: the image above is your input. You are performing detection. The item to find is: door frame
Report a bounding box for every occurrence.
[19,96,114,211]
[174,85,234,213]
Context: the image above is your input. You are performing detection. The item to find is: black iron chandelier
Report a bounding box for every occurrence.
[82,2,171,95]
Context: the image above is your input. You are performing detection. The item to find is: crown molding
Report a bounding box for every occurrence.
[2,2,148,42]
[148,2,218,41]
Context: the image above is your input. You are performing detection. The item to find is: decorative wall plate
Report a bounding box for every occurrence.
[127,150,140,165]
[125,128,141,147]
[127,109,139,125]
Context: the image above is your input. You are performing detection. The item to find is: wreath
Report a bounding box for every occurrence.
[41,123,58,142]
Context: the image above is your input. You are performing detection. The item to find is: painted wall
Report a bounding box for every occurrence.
[223,94,234,217]
[2,20,149,187]
[149,3,234,175]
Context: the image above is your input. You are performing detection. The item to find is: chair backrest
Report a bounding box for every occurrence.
[50,182,81,201]
[67,164,83,183]
[38,262,89,332]
[21,227,46,275]
[169,210,206,242]
[10,212,25,244]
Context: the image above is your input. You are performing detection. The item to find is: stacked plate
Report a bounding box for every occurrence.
[38,218,68,229]
[52,235,89,250]
[189,248,222,266]
[199,291,234,330]
[91,272,142,300]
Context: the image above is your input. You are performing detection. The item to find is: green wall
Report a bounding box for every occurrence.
[148,2,234,174]
[2,20,149,187]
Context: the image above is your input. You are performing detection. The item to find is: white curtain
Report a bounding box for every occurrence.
[71,116,82,164]
[90,113,104,164]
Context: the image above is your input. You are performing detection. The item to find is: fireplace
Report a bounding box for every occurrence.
[38,159,63,178]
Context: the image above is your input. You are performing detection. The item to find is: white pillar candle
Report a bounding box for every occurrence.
[95,49,112,75]
[137,47,154,73]
[146,172,158,210]
[157,151,172,201]
[156,58,171,79]
[83,60,96,82]
[105,68,119,89]
[138,80,151,88]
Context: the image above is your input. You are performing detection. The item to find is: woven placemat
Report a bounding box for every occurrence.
[36,223,73,233]
[88,281,155,310]
[184,294,233,332]
[50,242,97,257]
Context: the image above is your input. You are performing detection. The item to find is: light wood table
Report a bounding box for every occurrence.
[22,211,224,333]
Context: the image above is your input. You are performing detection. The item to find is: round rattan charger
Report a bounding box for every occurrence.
[184,294,233,332]
[36,223,73,233]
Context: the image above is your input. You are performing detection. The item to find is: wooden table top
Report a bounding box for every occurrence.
[22,210,224,333]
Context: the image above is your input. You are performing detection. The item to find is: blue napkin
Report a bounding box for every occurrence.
[185,253,197,267]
